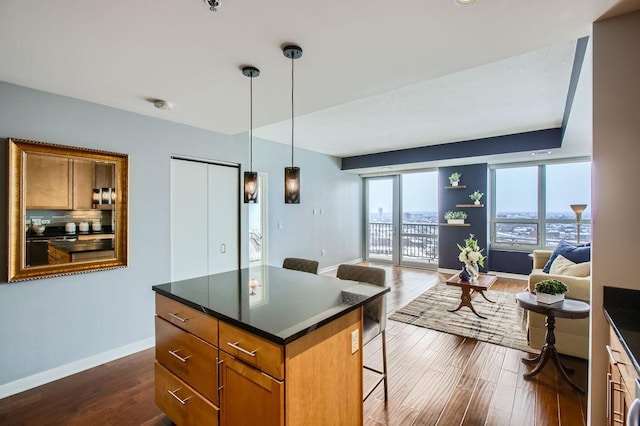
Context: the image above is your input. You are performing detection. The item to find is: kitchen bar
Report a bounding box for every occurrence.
[152,265,390,425]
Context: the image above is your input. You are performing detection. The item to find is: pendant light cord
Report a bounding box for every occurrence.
[291,53,295,168]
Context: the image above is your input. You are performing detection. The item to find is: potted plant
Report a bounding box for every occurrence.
[534,279,569,304]
[449,172,462,186]
[444,210,467,224]
[469,190,484,205]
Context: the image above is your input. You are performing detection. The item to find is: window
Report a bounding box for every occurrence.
[491,161,591,250]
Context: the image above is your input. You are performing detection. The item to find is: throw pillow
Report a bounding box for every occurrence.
[542,240,591,273]
[549,255,591,277]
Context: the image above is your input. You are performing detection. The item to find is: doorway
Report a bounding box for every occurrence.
[248,173,267,266]
[365,172,438,268]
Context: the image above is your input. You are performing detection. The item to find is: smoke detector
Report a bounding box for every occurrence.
[204,0,221,11]
[152,99,173,110]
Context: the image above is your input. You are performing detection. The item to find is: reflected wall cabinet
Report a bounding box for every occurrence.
[170,158,240,281]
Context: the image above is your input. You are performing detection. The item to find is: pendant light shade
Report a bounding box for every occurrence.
[283,45,302,204]
[242,65,260,203]
[284,166,300,204]
[244,171,258,203]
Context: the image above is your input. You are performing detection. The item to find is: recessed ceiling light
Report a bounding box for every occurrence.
[531,150,552,156]
[454,0,476,5]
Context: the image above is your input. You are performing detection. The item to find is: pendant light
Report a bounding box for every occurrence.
[242,66,260,203]
[283,45,302,204]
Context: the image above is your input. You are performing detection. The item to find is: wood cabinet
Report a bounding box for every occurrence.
[219,351,284,426]
[25,154,112,210]
[73,159,94,209]
[607,326,639,426]
[47,243,70,264]
[155,294,220,426]
[155,294,363,426]
[26,154,73,209]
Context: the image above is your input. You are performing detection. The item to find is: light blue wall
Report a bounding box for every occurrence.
[0,81,362,388]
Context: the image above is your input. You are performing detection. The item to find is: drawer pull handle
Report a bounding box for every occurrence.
[168,349,191,363]
[217,357,224,391]
[606,345,619,365]
[168,312,189,323]
[168,388,191,405]
[227,341,257,357]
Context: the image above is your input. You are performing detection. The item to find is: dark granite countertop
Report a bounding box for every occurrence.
[27,226,114,240]
[50,239,115,254]
[604,286,640,375]
[152,265,390,345]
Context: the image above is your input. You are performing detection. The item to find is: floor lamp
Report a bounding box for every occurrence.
[570,204,587,244]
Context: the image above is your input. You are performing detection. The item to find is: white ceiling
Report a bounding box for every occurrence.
[0,0,622,164]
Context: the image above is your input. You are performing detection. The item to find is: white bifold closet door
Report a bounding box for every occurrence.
[171,158,239,282]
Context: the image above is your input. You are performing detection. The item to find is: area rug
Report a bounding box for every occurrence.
[389,283,538,353]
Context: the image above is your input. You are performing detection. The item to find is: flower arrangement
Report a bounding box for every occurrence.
[449,172,462,185]
[444,211,467,220]
[469,190,484,203]
[457,234,485,267]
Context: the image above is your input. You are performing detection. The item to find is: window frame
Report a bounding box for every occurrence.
[490,158,591,251]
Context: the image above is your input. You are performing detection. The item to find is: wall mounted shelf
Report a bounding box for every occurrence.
[439,223,471,227]
[445,185,467,189]
[455,204,484,208]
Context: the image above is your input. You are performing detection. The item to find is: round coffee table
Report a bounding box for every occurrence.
[515,291,590,394]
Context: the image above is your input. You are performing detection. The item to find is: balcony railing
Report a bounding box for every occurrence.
[368,222,438,264]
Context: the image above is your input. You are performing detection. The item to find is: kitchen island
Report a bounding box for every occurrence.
[47,239,115,264]
[152,265,390,426]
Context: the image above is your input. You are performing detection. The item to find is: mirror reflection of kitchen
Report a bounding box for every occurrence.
[25,153,117,267]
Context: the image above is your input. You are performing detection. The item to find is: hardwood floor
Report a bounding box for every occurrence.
[0,264,587,425]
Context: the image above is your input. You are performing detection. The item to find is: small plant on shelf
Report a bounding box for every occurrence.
[444,211,467,224]
[448,172,462,186]
[534,279,569,304]
[469,190,484,205]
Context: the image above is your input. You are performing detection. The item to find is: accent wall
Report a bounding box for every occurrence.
[0,81,363,396]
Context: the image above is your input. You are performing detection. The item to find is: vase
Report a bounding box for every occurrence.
[451,181,459,187]
[536,292,565,304]
[459,266,471,281]
[474,200,480,205]
[465,261,479,281]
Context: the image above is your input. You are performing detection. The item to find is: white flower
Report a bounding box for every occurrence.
[459,252,467,262]
[468,251,481,262]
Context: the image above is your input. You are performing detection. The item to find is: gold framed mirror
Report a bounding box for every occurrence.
[8,138,129,282]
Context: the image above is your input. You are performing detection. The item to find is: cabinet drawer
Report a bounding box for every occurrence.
[156,317,219,405]
[609,326,639,402]
[156,294,218,345]
[219,322,283,380]
[155,362,219,426]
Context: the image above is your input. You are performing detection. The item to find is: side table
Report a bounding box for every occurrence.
[515,291,590,393]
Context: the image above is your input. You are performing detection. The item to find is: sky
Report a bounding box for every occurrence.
[367,162,591,218]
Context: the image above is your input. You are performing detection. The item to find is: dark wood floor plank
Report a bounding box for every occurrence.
[409,365,464,426]
[462,379,495,426]
[485,369,518,425]
[509,387,536,426]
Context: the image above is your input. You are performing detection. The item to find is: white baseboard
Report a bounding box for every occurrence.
[0,337,155,399]
[489,270,529,281]
[319,258,363,274]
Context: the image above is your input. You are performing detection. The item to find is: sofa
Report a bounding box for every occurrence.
[527,249,590,359]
